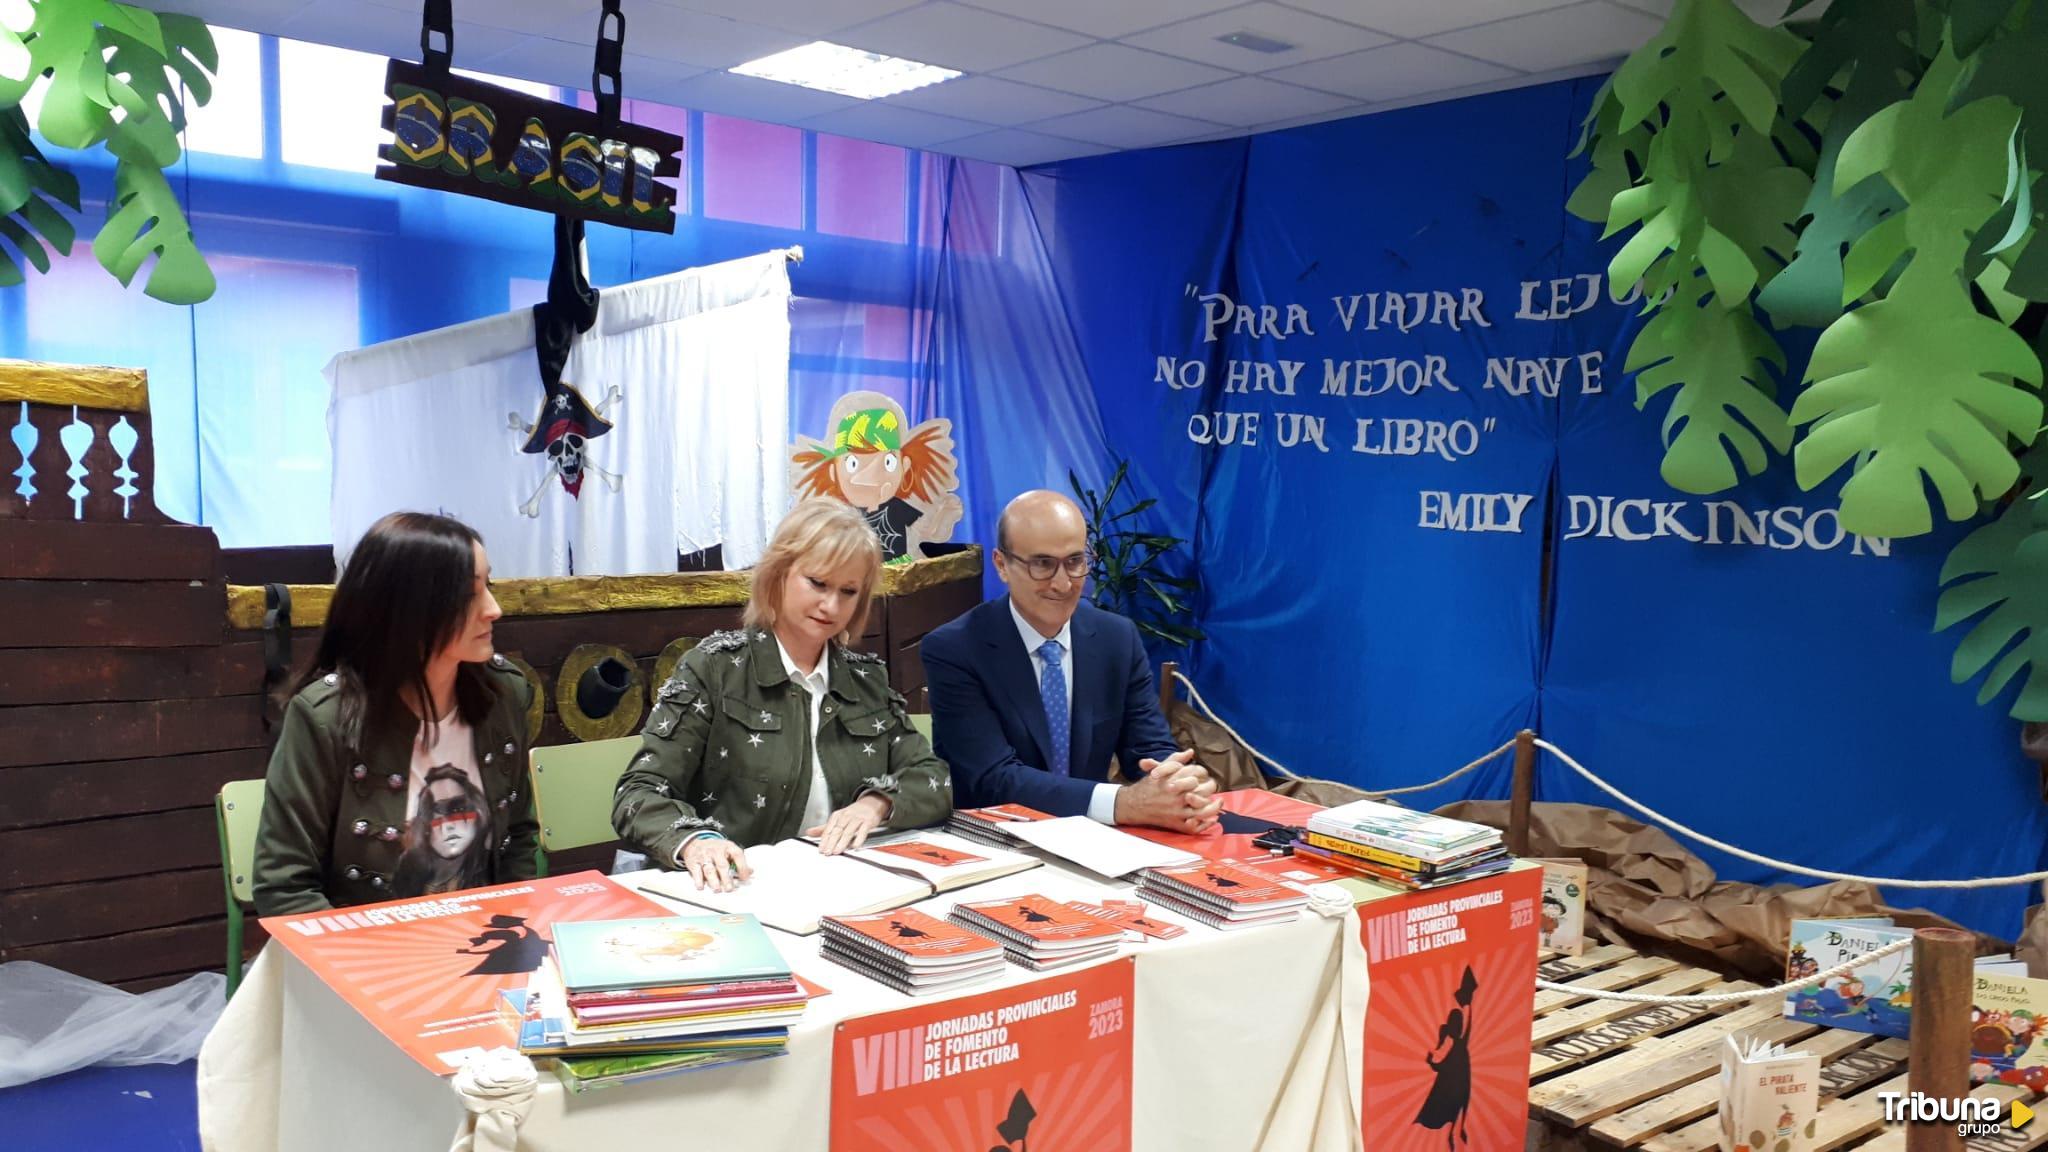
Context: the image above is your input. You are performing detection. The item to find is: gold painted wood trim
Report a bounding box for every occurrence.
[225,546,983,630]
[0,359,150,413]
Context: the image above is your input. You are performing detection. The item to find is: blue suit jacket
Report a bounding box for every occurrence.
[919,597,1180,817]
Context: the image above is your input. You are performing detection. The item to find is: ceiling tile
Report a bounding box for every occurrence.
[954,0,1239,39]
[1267,41,1519,102]
[1615,0,1827,18]
[350,0,603,38]
[1135,75,1357,127]
[804,103,994,149]
[138,0,310,34]
[621,52,709,103]
[659,0,925,37]
[833,3,1091,73]
[881,76,1104,127]
[546,3,808,70]
[936,127,1110,166]
[467,36,615,90]
[1282,0,1577,39]
[1122,3,1393,72]
[272,2,406,57]
[652,69,862,122]
[1030,103,1222,149]
[1424,1,1663,73]
[996,42,1234,103]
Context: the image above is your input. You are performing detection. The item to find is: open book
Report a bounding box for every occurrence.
[639,833,1040,936]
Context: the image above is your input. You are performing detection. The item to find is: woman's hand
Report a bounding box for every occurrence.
[808,794,891,855]
[680,835,750,893]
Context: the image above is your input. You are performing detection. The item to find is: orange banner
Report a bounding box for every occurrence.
[1357,864,1542,1152]
[831,957,1135,1152]
[261,871,668,1073]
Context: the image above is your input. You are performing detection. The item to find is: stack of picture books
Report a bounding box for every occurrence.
[949,893,1125,971]
[819,907,1007,995]
[502,913,807,1091]
[946,802,1055,847]
[1134,859,1311,930]
[1295,798,1510,890]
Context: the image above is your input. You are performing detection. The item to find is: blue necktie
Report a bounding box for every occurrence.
[1037,638,1070,777]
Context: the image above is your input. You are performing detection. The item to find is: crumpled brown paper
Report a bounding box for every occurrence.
[1163,699,1380,809]
[1435,800,2010,979]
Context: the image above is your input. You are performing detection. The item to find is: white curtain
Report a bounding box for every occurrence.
[325,249,794,577]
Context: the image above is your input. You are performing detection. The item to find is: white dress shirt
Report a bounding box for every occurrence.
[776,638,835,834]
[1009,601,1120,825]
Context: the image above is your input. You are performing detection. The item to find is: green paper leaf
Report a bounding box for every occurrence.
[93,161,213,304]
[1792,266,2044,536]
[1937,485,2048,719]
[1951,0,2024,58]
[1611,0,1805,136]
[1761,0,1919,327]
[2010,229,2048,299]
[1629,276,1794,492]
[1601,120,1809,309]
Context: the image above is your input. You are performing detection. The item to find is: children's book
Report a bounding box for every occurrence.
[1533,858,1589,957]
[1967,970,2048,1092]
[1718,1033,1819,1152]
[551,914,790,994]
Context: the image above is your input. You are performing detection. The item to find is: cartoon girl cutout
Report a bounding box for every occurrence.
[394,764,494,898]
[791,391,963,562]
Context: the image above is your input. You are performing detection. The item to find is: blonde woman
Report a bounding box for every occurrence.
[612,498,952,892]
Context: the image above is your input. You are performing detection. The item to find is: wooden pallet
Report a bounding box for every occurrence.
[1526,944,2048,1152]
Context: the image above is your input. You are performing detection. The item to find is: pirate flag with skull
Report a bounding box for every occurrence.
[505,215,624,518]
[509,377,622,516]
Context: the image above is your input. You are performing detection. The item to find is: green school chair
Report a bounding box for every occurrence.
[215,779,267,999]
[529,736,643,877]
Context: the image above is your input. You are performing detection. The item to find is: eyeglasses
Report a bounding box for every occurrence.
[1001,549,1091,581]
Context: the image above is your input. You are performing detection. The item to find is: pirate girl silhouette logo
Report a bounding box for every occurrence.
[1415,966,1477,1149]
[790,391,962,562]
[1358,868,1541,1152]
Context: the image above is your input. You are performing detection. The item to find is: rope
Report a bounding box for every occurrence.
[1167,669,2046,891]
[1169,670,1513,795]
[1535,738,2048,891]
[1532,935,1914,1005]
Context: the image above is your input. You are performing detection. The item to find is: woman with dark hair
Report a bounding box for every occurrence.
[251,511,538,914]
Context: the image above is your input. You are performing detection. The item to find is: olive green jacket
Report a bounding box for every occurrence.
[612,628,953,864]
[251,656,540,915]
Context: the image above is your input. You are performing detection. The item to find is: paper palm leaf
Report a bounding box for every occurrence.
[1610,0,1806,137]
[92,160,212,304]
[1594,0,1809,310]
[1937,467,2048,719]
[1759,0,1919,327]
[0,107,77,286]
[1791,266,2041,535]
[1630,274,1794,492]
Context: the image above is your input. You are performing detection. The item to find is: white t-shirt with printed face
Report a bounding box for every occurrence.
[396,712,493,897]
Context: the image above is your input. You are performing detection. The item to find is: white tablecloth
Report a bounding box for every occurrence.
[199,862,1369,1152]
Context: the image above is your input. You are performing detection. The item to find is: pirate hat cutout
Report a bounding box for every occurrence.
[1455,965,1478,1007]
[995,1090,1038,1145]
[575,656,634,719]
[519,377,614,456]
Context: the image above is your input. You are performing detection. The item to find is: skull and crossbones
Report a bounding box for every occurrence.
[507,382,623,517]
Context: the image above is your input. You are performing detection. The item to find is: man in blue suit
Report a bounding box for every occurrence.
[921,490,1222,832]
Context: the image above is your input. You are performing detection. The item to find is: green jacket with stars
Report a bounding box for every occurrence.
[250,656,541,916]
[612,628,953,864]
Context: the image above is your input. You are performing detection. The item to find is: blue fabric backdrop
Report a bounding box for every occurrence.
[1031,77,2048,935]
